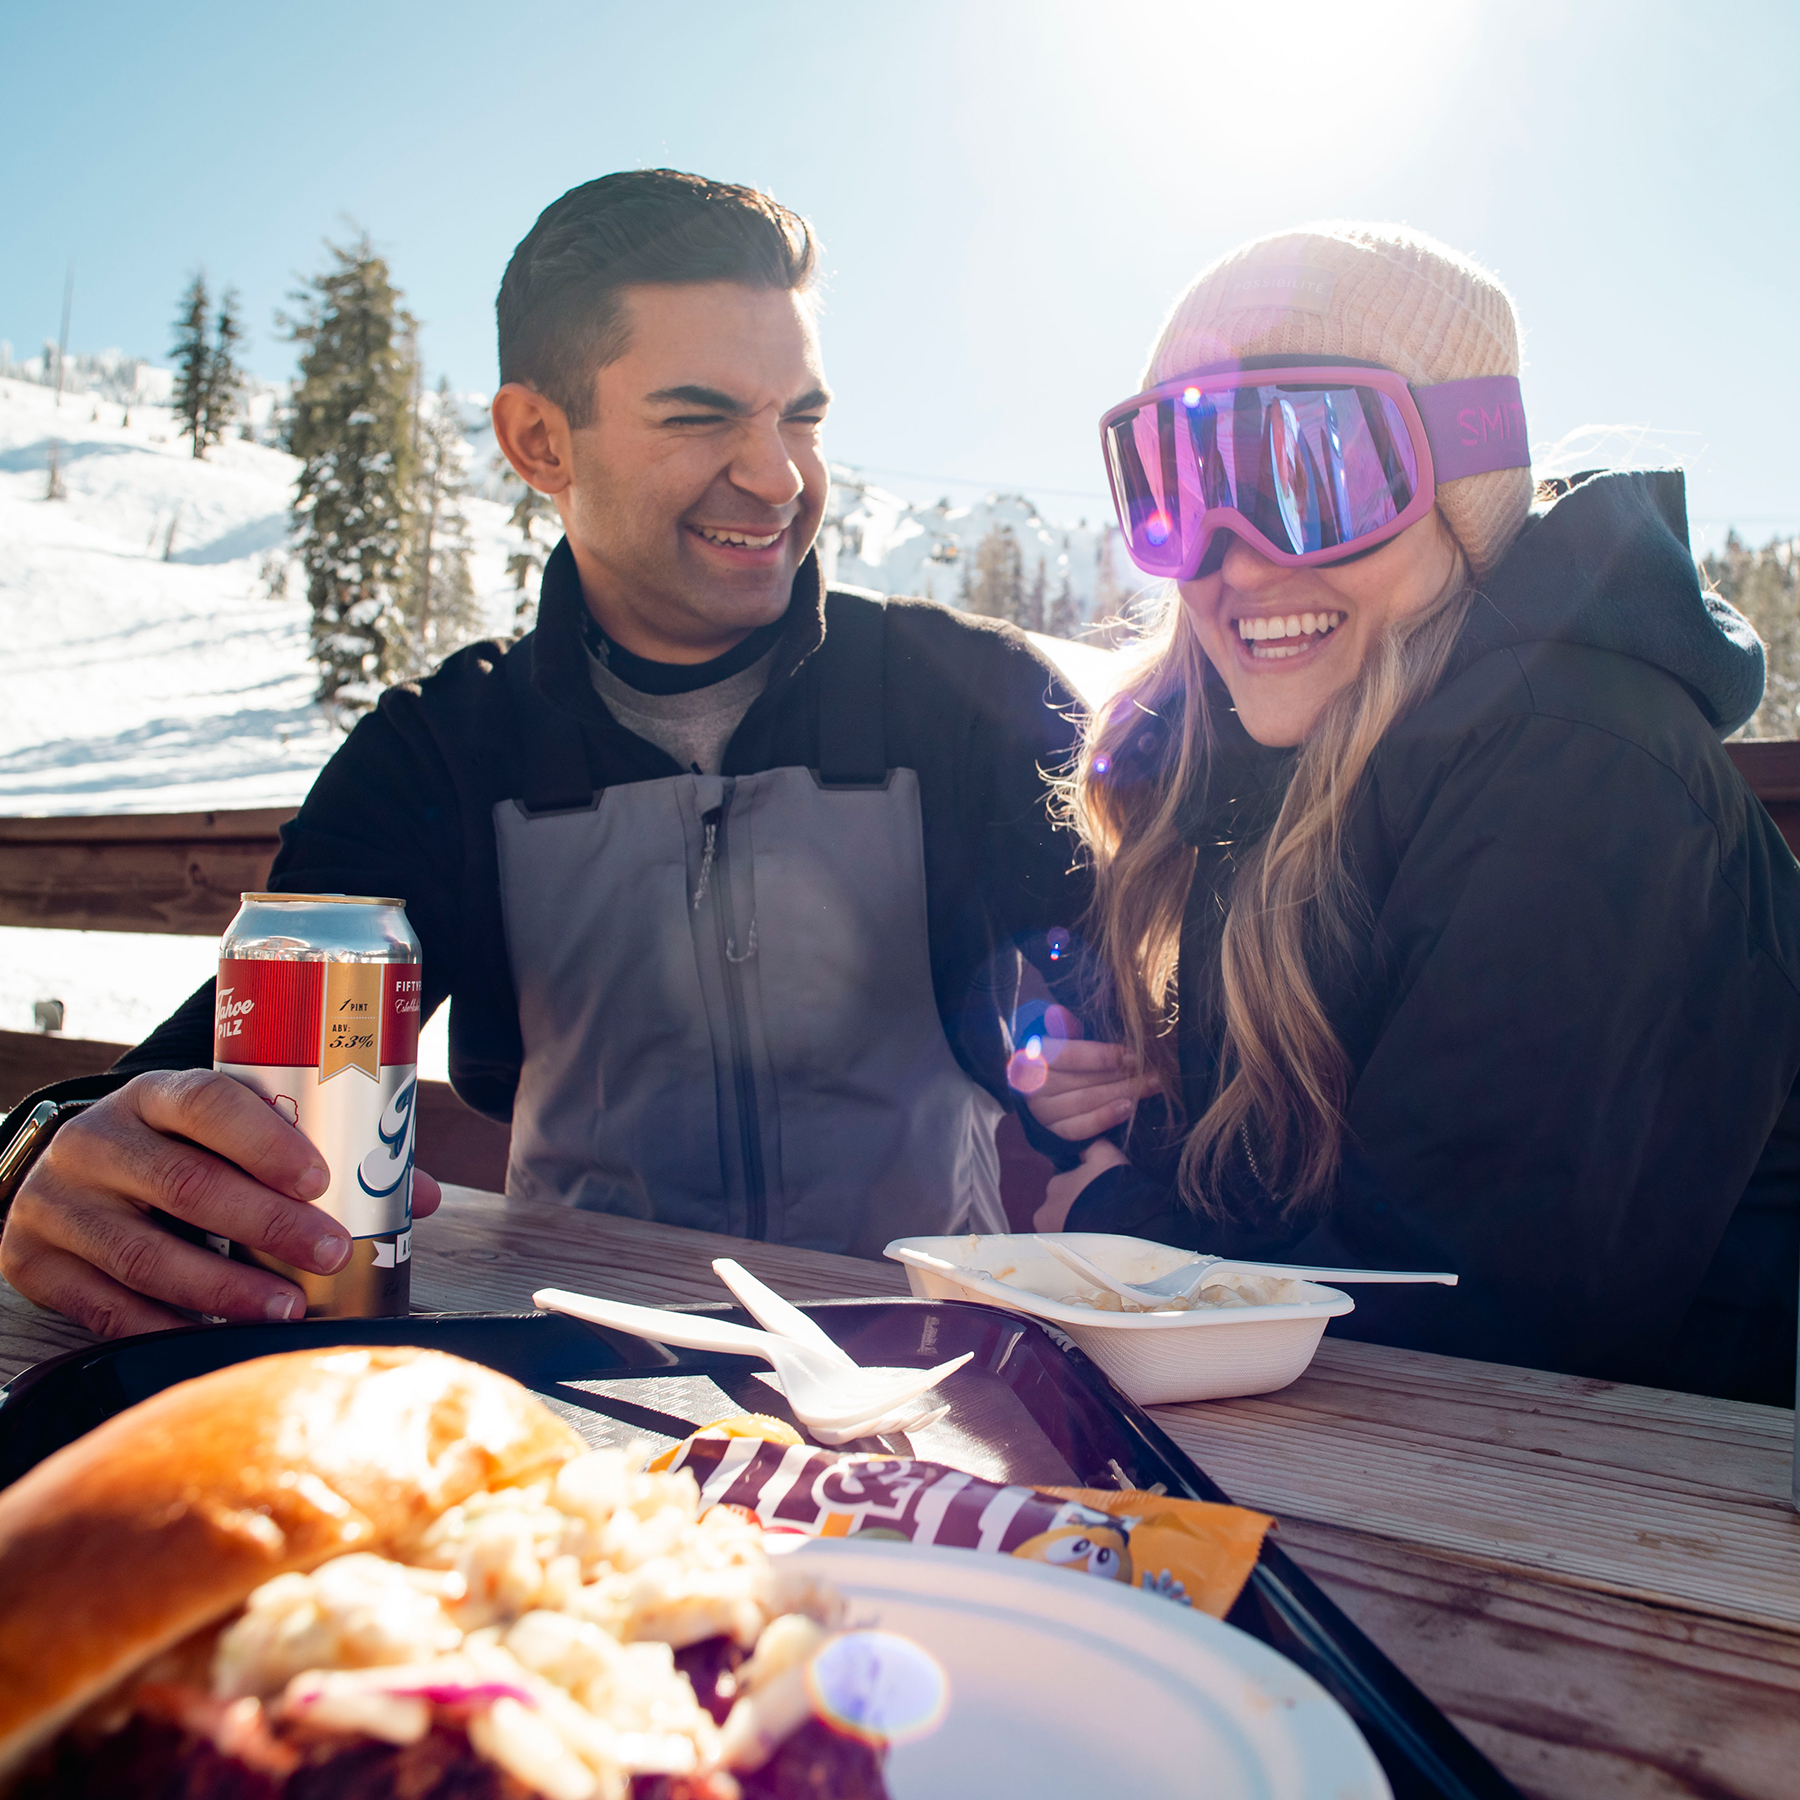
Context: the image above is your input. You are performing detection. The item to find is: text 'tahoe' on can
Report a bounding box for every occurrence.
[213,893,423,1316]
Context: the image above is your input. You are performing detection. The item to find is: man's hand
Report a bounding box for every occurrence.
[1007,1005,1153,1140]
[1033,1139,1132,1232]
[0,1070,442,1338]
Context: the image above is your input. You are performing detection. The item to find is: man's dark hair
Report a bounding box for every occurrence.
[497,169,817,427]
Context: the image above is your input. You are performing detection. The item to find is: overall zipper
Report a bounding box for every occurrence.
[703,787,768,1238]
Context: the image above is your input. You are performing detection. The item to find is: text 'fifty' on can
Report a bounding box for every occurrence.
[213,892,422,1317]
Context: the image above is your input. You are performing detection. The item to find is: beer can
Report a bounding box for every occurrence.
[213,893,423,1317]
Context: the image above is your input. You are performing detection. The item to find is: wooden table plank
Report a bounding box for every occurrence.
[0,1185,911,1388]
[415,1185,911,1314]
[1156,1338,1800,1634]
[1275,1520,1800,1800]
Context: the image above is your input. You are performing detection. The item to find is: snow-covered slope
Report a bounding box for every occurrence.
[819,471,1130,619]
[0,375,520,815]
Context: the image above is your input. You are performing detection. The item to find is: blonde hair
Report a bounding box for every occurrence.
[1066,547,1473,1220]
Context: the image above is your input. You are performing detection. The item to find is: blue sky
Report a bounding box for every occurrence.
[4,0,1795,546]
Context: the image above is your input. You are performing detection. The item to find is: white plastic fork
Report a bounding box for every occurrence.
[1034,1237,1458,1308]
[712,1259,949,1442]
[533,1288,970,1438]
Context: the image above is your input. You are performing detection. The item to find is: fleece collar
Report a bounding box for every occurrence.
[528,537,829,724]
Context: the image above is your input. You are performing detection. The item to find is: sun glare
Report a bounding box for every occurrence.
[1076,0,1483,177]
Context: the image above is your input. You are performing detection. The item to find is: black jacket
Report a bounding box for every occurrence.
[49,543,1087,1121]
[1068,471,1800,1405]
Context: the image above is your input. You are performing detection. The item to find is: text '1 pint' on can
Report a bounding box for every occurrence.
[214,892,422,1317]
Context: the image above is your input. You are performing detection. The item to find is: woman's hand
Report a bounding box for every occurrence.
[1007,1006,1152,1140]
[1033,1139,1132,1232]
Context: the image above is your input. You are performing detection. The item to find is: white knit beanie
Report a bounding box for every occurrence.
[1145,223,1532,579]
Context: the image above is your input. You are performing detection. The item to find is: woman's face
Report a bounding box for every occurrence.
[1178,508,1459,746]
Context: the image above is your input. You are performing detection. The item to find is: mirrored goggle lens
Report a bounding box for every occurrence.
[1107,383,1420,571]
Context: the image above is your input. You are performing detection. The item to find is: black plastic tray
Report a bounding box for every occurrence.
[0,1301,1518,1799]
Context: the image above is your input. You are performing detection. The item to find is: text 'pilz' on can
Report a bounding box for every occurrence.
[213,892,423,1318]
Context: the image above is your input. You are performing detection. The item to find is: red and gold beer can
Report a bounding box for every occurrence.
[213,892,423,1317]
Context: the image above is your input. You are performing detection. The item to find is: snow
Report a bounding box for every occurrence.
[0,926,452,1079]
[819,469,1134,618]
[0,374,522,816]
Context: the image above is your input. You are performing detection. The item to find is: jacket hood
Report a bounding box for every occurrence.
[1457,469,1764,736]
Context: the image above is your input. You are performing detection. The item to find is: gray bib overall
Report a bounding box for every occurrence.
[492,595,1005,1257]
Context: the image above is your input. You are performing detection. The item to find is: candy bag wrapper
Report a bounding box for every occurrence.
[655,1430,1273,1618]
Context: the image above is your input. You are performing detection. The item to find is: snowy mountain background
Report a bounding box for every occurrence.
[0,359,1126,1053]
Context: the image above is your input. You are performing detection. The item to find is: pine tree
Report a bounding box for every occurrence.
[400,376,482,673]
[170,275,210,458]
[1025,558,1047,633]
[498,458,561,634]
[203,288,244,449]
[170,275,244,458]
[1047,566,1080,639]
[285,235,419,716]
[969,523,1024,620]
[1093,525,1131,633]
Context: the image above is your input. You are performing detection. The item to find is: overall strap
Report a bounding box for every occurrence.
[814,591,889,787]
[505,639,599,817]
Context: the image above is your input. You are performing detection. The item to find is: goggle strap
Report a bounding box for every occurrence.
[1413,375,1530,482]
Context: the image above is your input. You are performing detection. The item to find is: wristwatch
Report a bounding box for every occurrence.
[0,1099,92,1218]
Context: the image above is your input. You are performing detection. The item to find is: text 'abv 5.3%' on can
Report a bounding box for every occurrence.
[214,893,422,1316]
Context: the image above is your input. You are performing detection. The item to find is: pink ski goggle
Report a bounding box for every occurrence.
[1100,358,1530,578]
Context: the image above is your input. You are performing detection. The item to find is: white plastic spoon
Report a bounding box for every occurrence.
[1034,1238,1458,1308]
[712,1259,858,1369]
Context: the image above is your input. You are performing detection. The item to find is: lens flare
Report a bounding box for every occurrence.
[807,1630,949,1748]
[1182,387,1201,408]
[1144,511,1171,546]
[1008,1042,1049,1093]
[1092,755,1111,776]
[1047,926,1071,962]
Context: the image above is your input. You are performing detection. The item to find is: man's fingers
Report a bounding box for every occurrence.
[412,1169,442,1220]
[2,1236,200,1340]
[51,1086,350,1276]
[18,1182,310,1323]
[130,1069,329,1201]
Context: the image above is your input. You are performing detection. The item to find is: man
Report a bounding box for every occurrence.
[0,170,1086,1336]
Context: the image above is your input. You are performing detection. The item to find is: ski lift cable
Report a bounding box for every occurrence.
[837,461,1114,506]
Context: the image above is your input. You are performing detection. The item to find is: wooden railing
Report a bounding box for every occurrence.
[3,742,1797,938]
[1729,740,1800,852]
[0,807,292,936]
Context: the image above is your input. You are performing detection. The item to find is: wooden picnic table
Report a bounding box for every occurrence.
[3,1183,1798,1799]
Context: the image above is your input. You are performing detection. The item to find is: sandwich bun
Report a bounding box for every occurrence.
[0,1345,582,1782]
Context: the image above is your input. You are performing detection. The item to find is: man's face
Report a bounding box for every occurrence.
[558,281,830,659]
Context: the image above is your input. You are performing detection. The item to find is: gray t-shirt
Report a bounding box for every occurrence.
[586,640,777,776]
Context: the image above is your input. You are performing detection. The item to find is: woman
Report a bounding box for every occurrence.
[1024,224,1800,1404]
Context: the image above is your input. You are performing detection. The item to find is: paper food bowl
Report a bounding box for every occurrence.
[883,1232,1353,1405]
